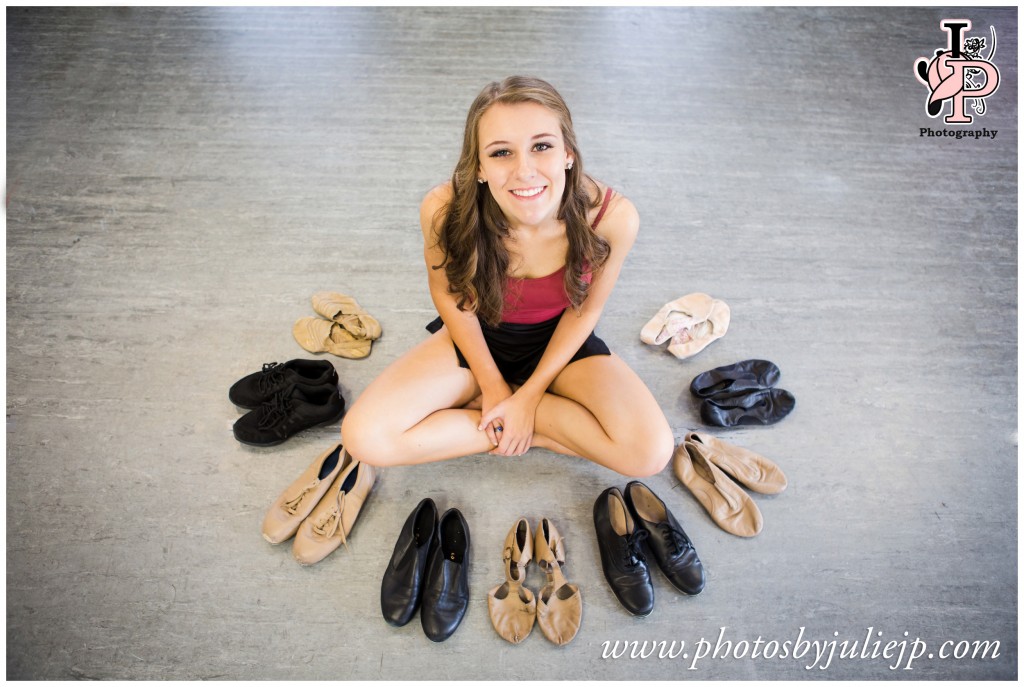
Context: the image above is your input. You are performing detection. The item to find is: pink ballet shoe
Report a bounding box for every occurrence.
[640,293,730,360]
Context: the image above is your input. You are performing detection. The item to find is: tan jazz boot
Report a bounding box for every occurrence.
[674,440,763,537]
[262,443,351,544]
[686,432,788,494]
[292,459,375,565]
[534,518,582,646]
[486,518,536,644]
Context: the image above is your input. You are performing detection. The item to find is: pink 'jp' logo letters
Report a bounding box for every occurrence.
[914,19,1000,125]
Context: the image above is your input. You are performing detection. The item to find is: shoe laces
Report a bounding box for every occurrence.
[312,490,350,552]
[255,362,286,394]
[623,529,649,568]
[656,521,691,557]
[254,390,294,430]
[283,479,320,515]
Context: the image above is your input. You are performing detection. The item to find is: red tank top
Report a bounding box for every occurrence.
[501,188,614,324]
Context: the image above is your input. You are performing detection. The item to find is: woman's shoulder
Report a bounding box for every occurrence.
[423,181,453,206]
[421,181,453,215]
[586,178,638,241]
[420,182,454,237]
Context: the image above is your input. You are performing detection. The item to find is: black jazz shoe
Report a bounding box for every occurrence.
[593,487,654,617]
[420,508,471,642]
[381,498,439,627]
[624,481,705,595]
[232,382,346,447]
[689,359,780,399]
[700,388,795,428]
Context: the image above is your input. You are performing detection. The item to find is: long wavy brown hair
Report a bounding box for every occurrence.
[433,76,611,327]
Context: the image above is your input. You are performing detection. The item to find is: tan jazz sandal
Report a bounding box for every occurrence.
[292,316,372,359]
[311,292,382,341]
[486,518,536,644]
[674,440,763,537]
[534,518,582,646]
[686,432,788,494]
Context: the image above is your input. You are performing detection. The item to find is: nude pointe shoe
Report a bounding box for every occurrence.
[534,518,582,646]
[486,518,536,644]
[673,440,763,537]
[685,432,787,494]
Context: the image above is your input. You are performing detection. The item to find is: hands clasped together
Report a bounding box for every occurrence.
[477,382,542,457]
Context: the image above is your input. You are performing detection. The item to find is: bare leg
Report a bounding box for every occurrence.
[341,329,496,466]
[530,354,675,477]
[343,331,672,476]
[532,430,583,457]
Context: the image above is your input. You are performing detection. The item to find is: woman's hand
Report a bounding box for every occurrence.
[478,387,543,457]
[478,380,513,448]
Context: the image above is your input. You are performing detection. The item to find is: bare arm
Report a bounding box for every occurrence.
[420,184,511,445]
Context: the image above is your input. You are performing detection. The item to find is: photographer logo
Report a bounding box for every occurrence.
[914,19,999,125]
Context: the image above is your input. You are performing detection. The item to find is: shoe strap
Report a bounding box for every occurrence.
[502,545,528,586]
[539,556,568,592]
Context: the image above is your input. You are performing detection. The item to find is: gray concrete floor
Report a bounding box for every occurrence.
[5,6,1017,681]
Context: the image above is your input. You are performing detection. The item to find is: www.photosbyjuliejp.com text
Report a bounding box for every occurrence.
[600,627,1001,671]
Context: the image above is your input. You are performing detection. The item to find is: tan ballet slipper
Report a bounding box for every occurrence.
[292,316,372,359]
[665,298,730,360]
[534,518,582,646]
[673,440,763,537]
[311,292,382,340]
[640,293,715,346]
[487,518,536,644]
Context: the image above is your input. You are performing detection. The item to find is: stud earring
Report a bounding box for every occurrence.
[566,161,574,170]
[478,178,486,184]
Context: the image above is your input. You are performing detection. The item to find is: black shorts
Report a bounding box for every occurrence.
[425,313,611,386]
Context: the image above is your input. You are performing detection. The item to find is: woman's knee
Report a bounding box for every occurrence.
[617,422,675,478]
[340,403,402,467]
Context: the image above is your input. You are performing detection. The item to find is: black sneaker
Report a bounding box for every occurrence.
[232,382,346,447]
[229,360,338,409]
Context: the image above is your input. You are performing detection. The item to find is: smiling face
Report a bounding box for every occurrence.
[476,101,574,230]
